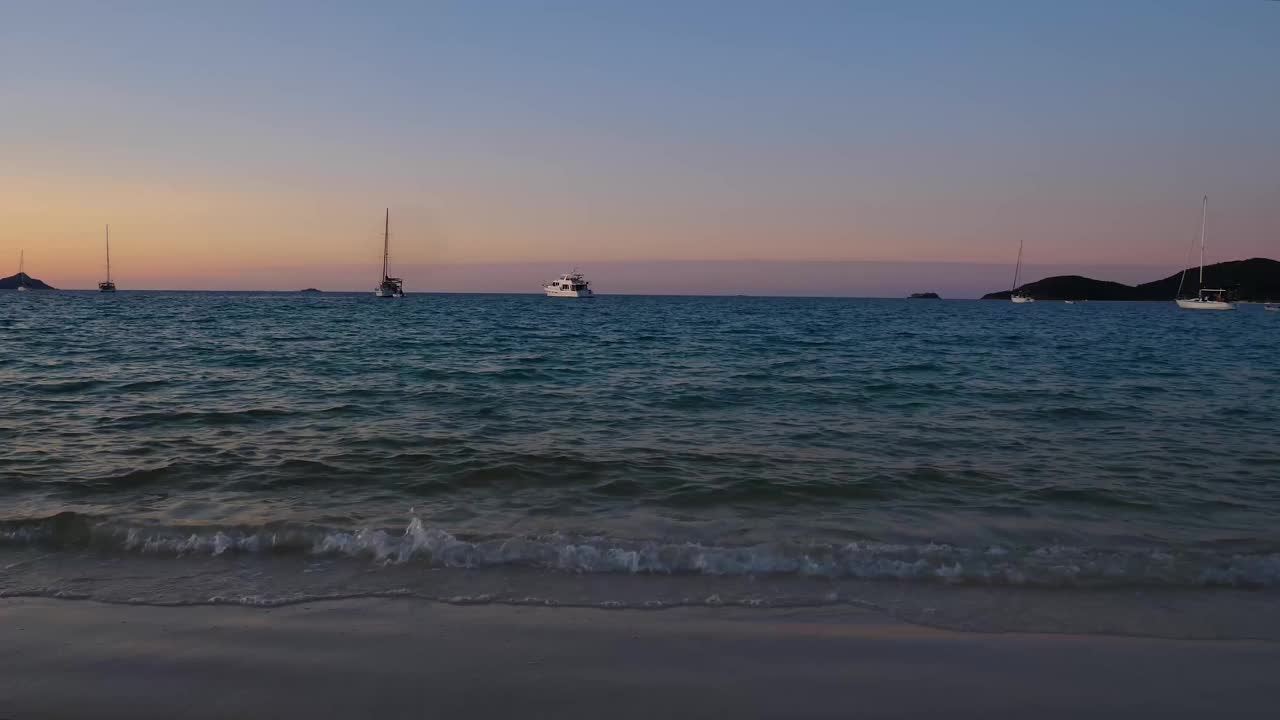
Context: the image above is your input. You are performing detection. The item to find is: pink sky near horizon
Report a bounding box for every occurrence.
[2,2,1276,293]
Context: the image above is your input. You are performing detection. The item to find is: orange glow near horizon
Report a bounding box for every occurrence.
[4,171,1274,292]
[3,3,1276,292]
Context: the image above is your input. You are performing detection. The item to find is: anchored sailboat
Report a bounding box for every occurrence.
[374,208,404,298]
[1010,238,1034,303]
[98,225,116,292]
[1175,196,1234,311]
[16,250,29,292]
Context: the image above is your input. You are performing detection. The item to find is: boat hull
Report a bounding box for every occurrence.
[374,289,404,298]
[1010,295,1034,304]
[16,286,29,292]
[544,288,594,298]
[1176,298,1234,311]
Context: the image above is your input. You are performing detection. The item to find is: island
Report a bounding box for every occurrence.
[0,273,55,290]
[908,292,941,299]
[982,258,1280,302]
[300,288,323,293]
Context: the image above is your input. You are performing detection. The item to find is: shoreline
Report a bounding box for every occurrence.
[3,596,1277,719]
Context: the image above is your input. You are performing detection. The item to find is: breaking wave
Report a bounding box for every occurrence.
[3,512,1278,589]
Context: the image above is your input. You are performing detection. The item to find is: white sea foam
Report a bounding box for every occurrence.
[3,513,1280,588]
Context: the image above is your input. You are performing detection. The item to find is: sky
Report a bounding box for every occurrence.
[1,0,1276,295]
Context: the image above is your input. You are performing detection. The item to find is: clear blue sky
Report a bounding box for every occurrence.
[1,1,1276,292]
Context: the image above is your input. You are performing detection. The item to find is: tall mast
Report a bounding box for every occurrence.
[105,225,112,283]
[1011,238,1024,293]
[1198,195,1207,288]
[382,208,390,279]
[19,250,23,275]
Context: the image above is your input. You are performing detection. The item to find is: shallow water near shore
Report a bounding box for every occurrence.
[2,291,1278,636]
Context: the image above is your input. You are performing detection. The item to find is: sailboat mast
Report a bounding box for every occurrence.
[1198,195,1207,288]
[382,208,390,279]
[105,225,112,283]
[1011,239,1024,293]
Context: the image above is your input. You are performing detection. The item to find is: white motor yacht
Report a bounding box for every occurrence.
[544,270,594,298]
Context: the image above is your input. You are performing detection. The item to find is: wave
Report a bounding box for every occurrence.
[0,588,842,611]
[101,407,295,428]
[26,379,107,395]
[3,512,1278,589]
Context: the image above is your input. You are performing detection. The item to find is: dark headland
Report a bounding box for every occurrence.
[983,258,1280,302]
[908,292,941,299]
[0,273,55,290]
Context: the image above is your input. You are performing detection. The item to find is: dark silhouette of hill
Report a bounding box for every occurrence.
[983,258,1280,301]
[982,275,1134,301]
[0,273,55,290]
[1134,258,1280,301]
[908,292,940,299]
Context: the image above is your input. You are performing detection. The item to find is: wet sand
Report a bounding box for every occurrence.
[1,597,1276,719]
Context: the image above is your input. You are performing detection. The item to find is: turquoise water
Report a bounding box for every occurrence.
[2,292,1278,632]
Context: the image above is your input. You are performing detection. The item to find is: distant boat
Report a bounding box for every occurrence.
[1175,196,1234,311]
[98,225,116,292]
[1064,300,1075,304]
[16,250,29,292]
[1010,238,1034,303]
[1265,304,1279,312]
[544,269,594,298]
[374,208,404,298]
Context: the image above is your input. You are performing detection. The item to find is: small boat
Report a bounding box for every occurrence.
[1265,304,1279,312]
[1175,196,1234,311]
[1010,239,1034,303]
[16,250,29,292]
[544,269,594,298]
[1064,300,1075,304]
[374,208,404,298]
[1177,289,1234,311]
[98,225,116,292]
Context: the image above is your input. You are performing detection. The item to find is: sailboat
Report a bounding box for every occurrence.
[16,250,29,292]
[374,208,405,298]
[1010,238,1034,303]
[1175,196,1234,311]
[98,225,116,292]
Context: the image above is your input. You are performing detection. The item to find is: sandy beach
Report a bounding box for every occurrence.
[2,597,1276,719]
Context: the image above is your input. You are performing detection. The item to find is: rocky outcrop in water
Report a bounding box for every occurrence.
[0,273,55,290]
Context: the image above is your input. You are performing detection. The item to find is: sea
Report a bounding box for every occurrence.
[2,291,1278,638]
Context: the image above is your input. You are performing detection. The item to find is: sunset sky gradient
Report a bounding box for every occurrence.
[2,0,1276,294]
